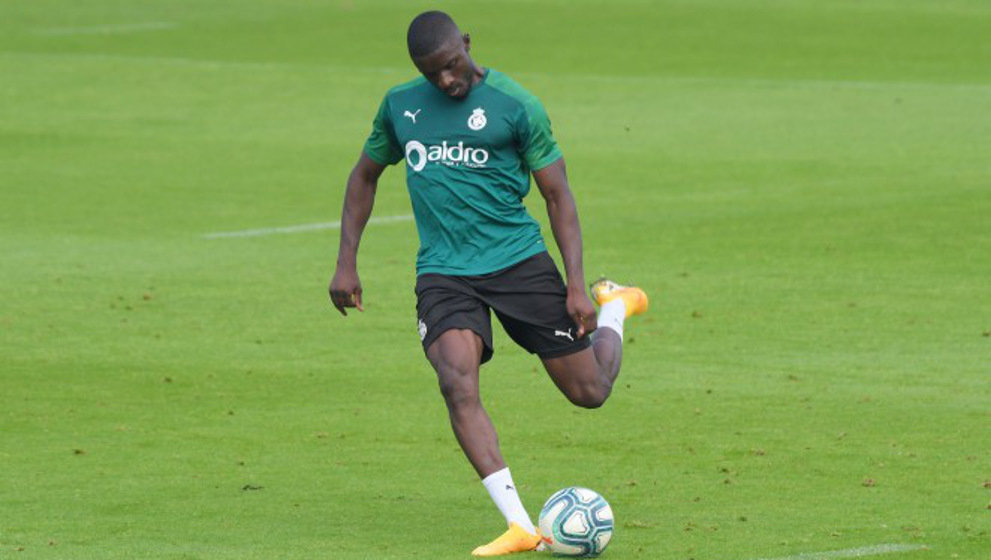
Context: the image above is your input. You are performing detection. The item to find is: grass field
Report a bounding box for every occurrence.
[1,1,989,558]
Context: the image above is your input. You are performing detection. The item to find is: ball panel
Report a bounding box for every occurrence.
[593,503,614,525]
[561,510,590,537]
[594,530,613,553]
[573,487,598,503]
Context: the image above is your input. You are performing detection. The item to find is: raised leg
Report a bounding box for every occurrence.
[541,326,623,409]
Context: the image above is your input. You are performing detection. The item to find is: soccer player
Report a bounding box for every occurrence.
[328,11,648,556]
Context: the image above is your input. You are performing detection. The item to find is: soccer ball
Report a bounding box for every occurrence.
[538,486,614,556]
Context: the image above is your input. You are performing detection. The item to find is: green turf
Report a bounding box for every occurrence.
[1,1,989,558]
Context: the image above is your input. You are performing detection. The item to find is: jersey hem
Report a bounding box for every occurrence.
[415,243,547,277]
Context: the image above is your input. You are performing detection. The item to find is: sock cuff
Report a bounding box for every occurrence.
[597,299,626,341]
[481,467,511,488]
[481,467,536,534]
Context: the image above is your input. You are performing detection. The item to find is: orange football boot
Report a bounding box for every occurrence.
[589,277,649,317]
[471,523,541,556]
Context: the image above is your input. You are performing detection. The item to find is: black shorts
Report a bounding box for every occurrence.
[415,251,592,364]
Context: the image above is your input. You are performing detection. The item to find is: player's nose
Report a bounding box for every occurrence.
[437,70,455,89]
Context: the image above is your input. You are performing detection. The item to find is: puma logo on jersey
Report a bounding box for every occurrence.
[403,109,421,123]
[554,329,574,342]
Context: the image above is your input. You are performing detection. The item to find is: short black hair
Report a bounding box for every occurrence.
[407,11,461,58]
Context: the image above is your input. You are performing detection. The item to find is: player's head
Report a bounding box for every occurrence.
[407,11,476,99]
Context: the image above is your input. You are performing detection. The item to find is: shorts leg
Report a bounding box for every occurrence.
[415,274,495,364]
[480,252,592,359]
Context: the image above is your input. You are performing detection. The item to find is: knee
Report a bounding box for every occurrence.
[565,382,610,409]
[436,365,480,410]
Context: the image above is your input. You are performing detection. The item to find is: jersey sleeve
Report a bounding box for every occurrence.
[517,98,563,171]
[362,94,404,166]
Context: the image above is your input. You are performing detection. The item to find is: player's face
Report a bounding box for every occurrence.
[413,34,476,99]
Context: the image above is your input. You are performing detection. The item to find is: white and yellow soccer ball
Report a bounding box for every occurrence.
[538,486,614,556]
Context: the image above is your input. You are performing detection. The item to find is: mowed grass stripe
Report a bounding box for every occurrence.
[33,22,178,36]
[747,543,928,560]
[202,214,414,239]
[3,51,991,92]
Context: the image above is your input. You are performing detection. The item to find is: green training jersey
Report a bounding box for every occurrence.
[362,69,563,276]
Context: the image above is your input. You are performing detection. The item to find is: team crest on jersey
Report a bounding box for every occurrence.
[467,107,487,131]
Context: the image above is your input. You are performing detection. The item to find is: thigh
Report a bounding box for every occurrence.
[416,273,495,364]
[482,252,591,359]
[540,346,602,396]
[427,328,486,398]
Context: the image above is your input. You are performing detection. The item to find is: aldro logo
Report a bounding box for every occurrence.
[404,140,490,172]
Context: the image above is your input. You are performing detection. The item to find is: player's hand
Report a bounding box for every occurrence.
[567,289,597,339]
[329,266,364,316]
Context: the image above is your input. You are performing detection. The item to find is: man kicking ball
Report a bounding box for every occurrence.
[329,11,649,556]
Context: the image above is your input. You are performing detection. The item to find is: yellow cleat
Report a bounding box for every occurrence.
[590,277,649,318]
[471,522,541,557]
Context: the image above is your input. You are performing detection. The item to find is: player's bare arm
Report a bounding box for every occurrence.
[329,151,386,315]
[533,157,598,338]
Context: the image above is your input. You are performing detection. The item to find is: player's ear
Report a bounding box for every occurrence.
[463,33,471,51]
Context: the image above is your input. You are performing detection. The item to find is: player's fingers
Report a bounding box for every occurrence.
[574,313,587,339]
[586,311,598,331]
[580,312,597,338]
[354,290,364,312]
[330,291,349,316]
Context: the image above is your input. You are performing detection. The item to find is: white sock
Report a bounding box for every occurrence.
[597,299,626,341]
[481,467,536,534]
